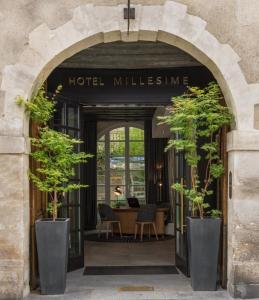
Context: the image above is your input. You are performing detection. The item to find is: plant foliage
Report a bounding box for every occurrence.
[159,82,233,219]
[16,85,61,125]
[17,86,93,221]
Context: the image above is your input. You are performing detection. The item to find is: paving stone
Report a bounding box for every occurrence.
[25,269,236,300]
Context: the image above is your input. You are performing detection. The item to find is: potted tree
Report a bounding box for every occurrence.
[160,82,233,291]
[17,87,92,295]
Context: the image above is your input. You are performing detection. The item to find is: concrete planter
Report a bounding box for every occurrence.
[187,217,221,291]
[35,218,70,295]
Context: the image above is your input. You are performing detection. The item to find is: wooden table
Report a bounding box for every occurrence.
[113,207,169,236]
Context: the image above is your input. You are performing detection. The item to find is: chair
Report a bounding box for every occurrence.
[98,203,122,240]
[134,204,158,241]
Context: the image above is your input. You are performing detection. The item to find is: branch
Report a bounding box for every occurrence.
[203,133,213,192]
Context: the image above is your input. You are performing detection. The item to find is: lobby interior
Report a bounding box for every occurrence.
[29,41,227,296]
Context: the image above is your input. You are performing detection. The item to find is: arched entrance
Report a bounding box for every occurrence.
[1,1,258,299]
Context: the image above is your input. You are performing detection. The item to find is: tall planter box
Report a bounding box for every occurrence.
[187,217,221,291]
[35,218,70,295]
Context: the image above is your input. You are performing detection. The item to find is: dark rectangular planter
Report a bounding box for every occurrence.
[35,218,70,295]
[187,216,221,291]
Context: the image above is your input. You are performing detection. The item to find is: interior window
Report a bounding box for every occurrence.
[97,126,145,208]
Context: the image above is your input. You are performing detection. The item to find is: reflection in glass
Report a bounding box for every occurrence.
[53,102,65,126]
[110,157,125,170]
[129,170,145,185]
[60,206,68,218]
[67,106,79,128]
[69,205,80,231]
[110,170,125,185]
[129,141,144,156]
[67,129,77,138]
[130,160,145,171]
[97,171,105,185]
[99,134,105,141]
[97,185,105,201]
[129,127,144,141]
[130,185,145,198]
[110,127,125,141]
[69,232,81,257]
[68,189,79,206]
[110,141,125,157]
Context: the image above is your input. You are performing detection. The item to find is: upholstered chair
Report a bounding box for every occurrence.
[98,203,122,240]
[134,204,158,241]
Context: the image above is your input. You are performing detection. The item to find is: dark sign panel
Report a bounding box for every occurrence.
[48,67,214,105]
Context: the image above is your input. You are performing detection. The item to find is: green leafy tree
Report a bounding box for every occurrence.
[159,82,233,219]
[17,86,93,221]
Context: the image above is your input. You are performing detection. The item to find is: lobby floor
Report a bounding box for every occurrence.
[85,238,175,266]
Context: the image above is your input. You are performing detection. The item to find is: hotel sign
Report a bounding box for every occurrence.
[67,74,189,88]
[48,67,213,105]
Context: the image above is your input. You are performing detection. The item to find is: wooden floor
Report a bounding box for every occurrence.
[85,238,175,267]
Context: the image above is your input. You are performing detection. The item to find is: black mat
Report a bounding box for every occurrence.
[83,265,178,275]
[84,233,174,243]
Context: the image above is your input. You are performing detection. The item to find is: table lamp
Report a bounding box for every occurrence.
[114,186,122,208]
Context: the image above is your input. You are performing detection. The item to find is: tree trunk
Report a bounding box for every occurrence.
[53,191,58,221]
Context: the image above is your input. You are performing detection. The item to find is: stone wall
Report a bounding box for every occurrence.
[1,0,259,84]
[0,1,259,299]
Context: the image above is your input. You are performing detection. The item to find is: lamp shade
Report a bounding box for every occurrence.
[114,186,122,196]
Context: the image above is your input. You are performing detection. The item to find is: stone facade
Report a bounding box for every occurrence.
[0,0,259,299]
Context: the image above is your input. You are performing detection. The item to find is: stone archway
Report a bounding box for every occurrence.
[1,1,259,299]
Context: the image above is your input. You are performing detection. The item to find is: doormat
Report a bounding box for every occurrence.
[118,286,154,292]
[83,265,178,275]
[84,233,174,243]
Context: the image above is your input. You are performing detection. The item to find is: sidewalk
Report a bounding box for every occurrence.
[26,268,235,300]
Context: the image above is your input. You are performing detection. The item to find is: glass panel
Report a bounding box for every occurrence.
[97,171,105,185]
[129,141,144,156]
[97,185,105,201]
[68,189,80,206]
[53,102,65,126]
[97,127,146,208]
[129,127,144,140]
[130,159,145,170]
[176,230,187,260]
[110,157,125,170]
[60,206,68,218]
[67,106,79,128]
[176,230,181,255]
[97,142,105,155]
[129,170,145,185]
[110,127,125,141]
[99,135,105,142]
[110,141,125,157]
[175,204,181,229]
[110,170,125,185]
[97,142,105,171]
[67,129,79,138]
[97,199,106,206]
[69,205,80,231]
[129,185,145,204]
[67,129,80,153]
[69,232,81,257]
[73,165,80,180]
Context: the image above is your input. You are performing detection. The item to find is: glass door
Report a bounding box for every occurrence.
[52,100,84,271]
[175,151,191,276]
